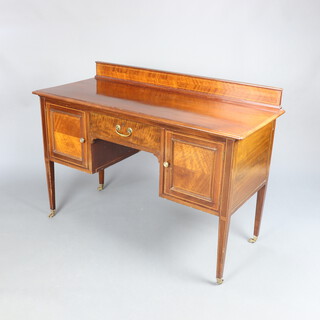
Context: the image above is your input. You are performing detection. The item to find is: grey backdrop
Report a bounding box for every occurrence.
[1,0,320,319]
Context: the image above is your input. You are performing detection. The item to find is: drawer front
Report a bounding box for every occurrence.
[161,131,224,212]
[90,113,161,154]
[46,103,88,168]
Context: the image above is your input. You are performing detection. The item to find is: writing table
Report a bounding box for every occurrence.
[33,62,285,284]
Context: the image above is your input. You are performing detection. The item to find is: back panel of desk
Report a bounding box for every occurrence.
[96,61,283,107]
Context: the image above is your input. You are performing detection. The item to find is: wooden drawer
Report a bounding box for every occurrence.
[90,113,161,154]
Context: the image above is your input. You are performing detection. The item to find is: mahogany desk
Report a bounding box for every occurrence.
[33,62,285,284]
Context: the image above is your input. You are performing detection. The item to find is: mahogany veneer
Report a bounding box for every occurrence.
[33,61,285,284]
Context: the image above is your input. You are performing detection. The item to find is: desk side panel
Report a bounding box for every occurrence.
[229,121,275,213]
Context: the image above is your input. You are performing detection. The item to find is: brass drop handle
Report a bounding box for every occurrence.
[115,124,133,138]
[79,138,85,143]
[163,161,170,168]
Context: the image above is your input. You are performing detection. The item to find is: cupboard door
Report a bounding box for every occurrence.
[47,103,88,168]
[162,131,224,211]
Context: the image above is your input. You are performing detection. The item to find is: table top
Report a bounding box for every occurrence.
[33,75,284,140]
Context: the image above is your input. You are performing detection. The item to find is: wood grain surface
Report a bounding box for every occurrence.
[90,112,162,155]
[96,62,283,106]
[230,121,275,212]
[162,131,224,212]
[34,78,284,140]
[46,103,88,168]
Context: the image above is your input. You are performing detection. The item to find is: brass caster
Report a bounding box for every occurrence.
[248,236,258,243]
[48,210,56,218]
[97,184,104,191]
[216,278,224,285]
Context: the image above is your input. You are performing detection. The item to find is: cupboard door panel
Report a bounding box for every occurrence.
[163,131,224,211]
[47,103,88,168]
[52,112,82,159]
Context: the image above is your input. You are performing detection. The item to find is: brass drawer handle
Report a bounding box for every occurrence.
[115,124,133,137]
[163,161,170,168]
[79,137,85,143]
